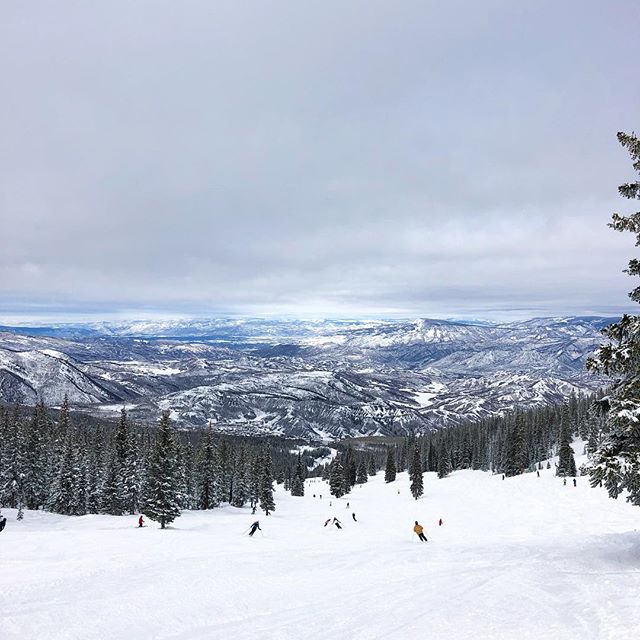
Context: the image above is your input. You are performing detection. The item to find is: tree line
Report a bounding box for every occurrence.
[0,399,293,527]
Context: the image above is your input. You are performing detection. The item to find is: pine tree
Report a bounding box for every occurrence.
[329,458,347,498]
[556,405,576,477]
[197,424,218,509]
[231,447,250,507]
[356,459,368,485]
[384,447,396,483]
[291,453,305,497]
[587,133,640,504]
[23,401,49,510]
[48,429,77,515]
[86,428,106,513]
[259,449,276,515]
[1,406,26,515]
[409,444,424,499]
[142,411,181,529]
[437,446,451,479]
[367,454,377,476]
[504,414,527,477]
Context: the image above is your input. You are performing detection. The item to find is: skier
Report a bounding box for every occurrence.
[248,521,261,537]
[138,515,144,528]
[438,518,443,527]
[352,513,357,522]
[0,515,6,533]
[413,521,427,542]
[333,518,342,530]
[563,478,567,486]
[346,502,349,509]
[251,505,257,515]
[573,478,577,487]
[537,470,540,478]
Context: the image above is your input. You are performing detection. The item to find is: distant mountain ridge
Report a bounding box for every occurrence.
[0,316,612,440]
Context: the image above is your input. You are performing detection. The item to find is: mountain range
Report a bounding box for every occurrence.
[0,316,612,440]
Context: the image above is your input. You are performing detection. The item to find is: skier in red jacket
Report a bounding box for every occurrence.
[138,515,144,528]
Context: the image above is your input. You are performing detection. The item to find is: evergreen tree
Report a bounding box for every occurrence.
[329,458,347,498]
[197,424,218,509]
[142,411,181,529]
[556,405,577,477]
[409,444,424,499]
[291,454,305,497]
[259,449,276,515]
[587,133,640,505]
[1,406,26,514]
[504,414,527,477]
[384,447,396,483]
[437,446,451,479]
[86,427,106,513]
[356,459,368,485]
[23,401,49,510]
[231,447,250,507]
[48,429,77,515]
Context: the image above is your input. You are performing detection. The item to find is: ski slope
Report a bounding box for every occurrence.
[2,465,639,640]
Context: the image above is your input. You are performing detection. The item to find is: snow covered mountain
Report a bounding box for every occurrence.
[0,317,611,439]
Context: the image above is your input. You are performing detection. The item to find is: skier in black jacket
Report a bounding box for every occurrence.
[0,515,6,532]
[248,521,261,537]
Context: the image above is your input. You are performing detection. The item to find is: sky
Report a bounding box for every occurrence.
[1,0,639,323]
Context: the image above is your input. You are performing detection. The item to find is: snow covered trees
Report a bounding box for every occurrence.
[329,458,347,497]
[384,447,396,483]
[409,444,424,499]
[556,405,577,478]
[259,449,276,515]
[587,131,640,506]
[0,399,289,522]
[291,454,305,496]
[142,411,182,529]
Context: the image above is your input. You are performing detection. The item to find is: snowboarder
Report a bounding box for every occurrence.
[352,513,357,522]
[248,521,261,537]
[414,521,427,542]
[0,515,6,533]
[333,518,342,530]
[324,518,332,527]
[138,515,144,528]
[573,478,577,487]
[438,518,443,527]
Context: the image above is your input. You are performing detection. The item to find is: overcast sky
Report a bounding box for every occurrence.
[1,1,639,322]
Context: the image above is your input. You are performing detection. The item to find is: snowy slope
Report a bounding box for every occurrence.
[1,461,638,639]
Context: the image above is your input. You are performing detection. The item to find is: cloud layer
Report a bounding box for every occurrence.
[1,1,639,321]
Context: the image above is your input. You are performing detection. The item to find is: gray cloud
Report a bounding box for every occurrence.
[1,0,639,321]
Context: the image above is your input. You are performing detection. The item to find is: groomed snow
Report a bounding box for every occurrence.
[2,467,639,639]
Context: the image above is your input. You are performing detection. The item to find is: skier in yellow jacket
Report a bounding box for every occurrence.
[414,521,428,542]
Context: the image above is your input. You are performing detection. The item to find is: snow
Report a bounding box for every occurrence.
[2,467,639,639]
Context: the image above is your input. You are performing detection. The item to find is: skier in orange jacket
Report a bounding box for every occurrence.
[414,521,428,542]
